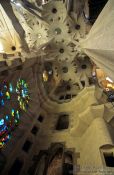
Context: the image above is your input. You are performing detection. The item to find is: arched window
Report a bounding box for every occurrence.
[0,79,30,149]
[0,80,20,148]
[56,114,69,130]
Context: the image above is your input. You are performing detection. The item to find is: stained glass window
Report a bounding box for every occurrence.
[0,109,20,149]
[0,81,13,107]
[0,117,11,148]
[16,79,30,111]
[0,79,30,149]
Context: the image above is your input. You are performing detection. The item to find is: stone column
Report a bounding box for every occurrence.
[81,0,114,81]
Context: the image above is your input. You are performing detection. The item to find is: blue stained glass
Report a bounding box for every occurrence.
[22,90,25,98]
[0,125,7,131]
[0,119,4,126]
[8,135,10,139]
[4,85,7,89]
[0,90,4,106]
[9,83,13,92]
[5,115,9,121]
[0,91,3,97]
[16,110,20,119]
[0,99,4,106]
